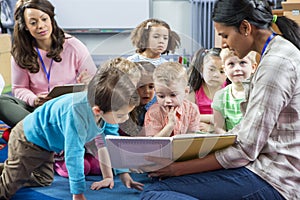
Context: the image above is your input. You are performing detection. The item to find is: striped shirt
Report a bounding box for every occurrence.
[215,35,300,200]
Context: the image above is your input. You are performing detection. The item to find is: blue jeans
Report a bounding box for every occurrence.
[140,167,285,200]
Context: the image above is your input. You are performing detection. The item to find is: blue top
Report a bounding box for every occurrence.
[23,91,115,194]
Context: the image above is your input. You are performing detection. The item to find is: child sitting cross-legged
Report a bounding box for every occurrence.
[144,62,201,137]
[119,61,156,136]
[212,49,257,134]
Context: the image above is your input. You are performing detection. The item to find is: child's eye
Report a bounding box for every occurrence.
[228,62,234,67]
[157,95,165,98]
[240,61,248,66]
[170,93,177,97]
[149,85,155,90]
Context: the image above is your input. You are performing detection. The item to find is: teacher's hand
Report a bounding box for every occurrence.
[140,156,177,178]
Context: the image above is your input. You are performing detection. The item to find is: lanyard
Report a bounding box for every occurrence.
[36,47,54,92]
[261,32,276,58]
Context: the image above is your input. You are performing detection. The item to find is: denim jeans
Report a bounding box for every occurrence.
[140,167,285,200]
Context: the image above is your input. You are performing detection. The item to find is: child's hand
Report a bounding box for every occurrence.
[119,173,144,191]
[199,122,214,133]
[90,177,114,190]
[73,194,86,200]
[166,106,176,126]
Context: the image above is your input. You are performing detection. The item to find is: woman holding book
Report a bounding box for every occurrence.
[0,0,96,129]
[140,0,300,199]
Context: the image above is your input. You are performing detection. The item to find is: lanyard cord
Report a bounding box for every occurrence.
[261,32,276,59]
[36,47,54,92]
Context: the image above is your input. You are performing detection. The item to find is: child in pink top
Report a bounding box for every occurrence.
[187,47,226,132]
[144,62,201,137]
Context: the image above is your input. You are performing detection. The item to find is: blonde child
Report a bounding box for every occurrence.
[0,58,141,200]
[119,61,156,136]
[212,49,257,134]
[128,18,181,66]
[187,47,227,132]
[144,62,201,137]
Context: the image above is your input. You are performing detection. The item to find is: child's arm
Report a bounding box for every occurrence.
[213,109,226,134]
[90,147,114,190]
[154,106,176,137]
[119,172,144,191]
[73,194,86,200]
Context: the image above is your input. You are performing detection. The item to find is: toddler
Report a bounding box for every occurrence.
[187,47,227,132]
[128,18,181,66]
[0,58,142,200]
[144,62,201,137]
[212,49,257,134]
[119,61,156,136]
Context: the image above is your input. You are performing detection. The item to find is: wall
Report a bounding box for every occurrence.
[74,0,192,63]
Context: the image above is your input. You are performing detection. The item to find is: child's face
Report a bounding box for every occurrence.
[202,56,226,88]
[137,83,155,106]
[147,25,169,55]
[155,81,187,110]
[224,56,254,84]
[101,105,135,124]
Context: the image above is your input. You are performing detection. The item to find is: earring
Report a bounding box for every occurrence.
[245,33,248,36]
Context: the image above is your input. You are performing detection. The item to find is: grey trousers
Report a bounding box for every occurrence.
[0,121,54,199]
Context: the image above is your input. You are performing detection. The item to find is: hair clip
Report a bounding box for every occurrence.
[146,22,152,29]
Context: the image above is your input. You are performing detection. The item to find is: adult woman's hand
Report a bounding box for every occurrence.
[141,156,178,178]
[34,94,52,107]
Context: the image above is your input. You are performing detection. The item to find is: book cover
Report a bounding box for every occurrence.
[172,133,237,161]
[105,133,237,169]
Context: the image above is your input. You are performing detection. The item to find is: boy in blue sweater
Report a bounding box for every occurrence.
[0,58,141,200]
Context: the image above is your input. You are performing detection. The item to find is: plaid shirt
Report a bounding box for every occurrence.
[215,36,300,200]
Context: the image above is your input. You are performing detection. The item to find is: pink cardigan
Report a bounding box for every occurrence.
[11,35,97,106]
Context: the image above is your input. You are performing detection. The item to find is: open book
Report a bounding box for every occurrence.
[47,83,86,98]
[105,133,237,169]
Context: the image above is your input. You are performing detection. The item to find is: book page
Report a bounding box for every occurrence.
[106,136,172,169]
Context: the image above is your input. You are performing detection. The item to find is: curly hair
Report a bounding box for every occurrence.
[130,18,181,54]
[12,0,66,73]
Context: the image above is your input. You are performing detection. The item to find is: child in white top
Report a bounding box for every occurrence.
[128,18,181,66]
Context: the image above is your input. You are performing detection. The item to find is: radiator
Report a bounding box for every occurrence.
[191,0,215,51]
